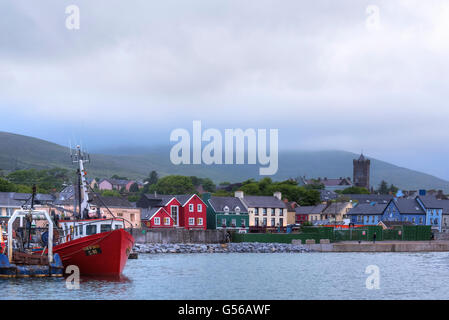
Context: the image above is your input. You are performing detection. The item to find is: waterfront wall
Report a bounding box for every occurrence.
[296,240,449,252]
[130,228,227,244]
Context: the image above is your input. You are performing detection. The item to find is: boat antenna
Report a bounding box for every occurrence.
[72,145,91,219]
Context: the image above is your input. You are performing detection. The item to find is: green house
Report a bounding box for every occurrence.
[203,193,249,231]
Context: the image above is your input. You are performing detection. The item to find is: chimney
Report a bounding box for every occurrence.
[235,190,244,199]
[273,191,282,200]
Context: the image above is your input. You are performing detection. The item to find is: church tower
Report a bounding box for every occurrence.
[353,153,370,190]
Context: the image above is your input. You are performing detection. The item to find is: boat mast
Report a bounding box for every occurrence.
[72,145,91,219]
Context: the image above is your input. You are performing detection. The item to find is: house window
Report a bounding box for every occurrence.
[197,218,203,226]
[279,210,283,216]
[197,204,202,212]
[412,217,415,224]
[231,219,235,227]
[279,218,283,226]
[189,204,194,212]
[154,217,161,225]
[263,218,267,226]
[419,217,423,224]
[130,214,135,222]
[254,217,259,227]
[254,208,259,215]
[263,208,267,216]
[189,217,195,225]
[241,219,246,227]
[271,218,275,226]
[221,218,227,227]
[164,217,170,225]
[171,206,179,226]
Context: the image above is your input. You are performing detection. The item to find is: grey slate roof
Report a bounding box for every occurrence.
[89,195,134,208]
[341,194,393,204]
[319,190,338,201]
[174,194,206,206]
[393,198,425,215]
[417,196,449,212]
[295,204,327,215]
[347,202,388,215]
[143,194,175,206]
[240,196,286,209]
[0,192,55,207]
[0,192,24,207]
[141,207,164,220]
[208,197,247,213]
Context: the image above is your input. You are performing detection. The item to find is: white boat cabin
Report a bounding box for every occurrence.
[58,219,125,241]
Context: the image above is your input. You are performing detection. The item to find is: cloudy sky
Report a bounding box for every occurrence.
[1,0,449,179]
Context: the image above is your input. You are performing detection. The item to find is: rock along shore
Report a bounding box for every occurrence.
[133,242,312,254]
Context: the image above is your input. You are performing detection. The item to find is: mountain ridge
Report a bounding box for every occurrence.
[0,131,448,192]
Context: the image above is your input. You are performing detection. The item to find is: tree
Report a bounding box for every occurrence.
[101,190,121,197]
[200,178,216,192]
[145,171,159,185]
[111,174,128,180]
[377,180,389,194]
[150,175,196,194]
[240,183,261,195]
[389,184,399,195]
[0,178,18,192]
[341,186,370,194]
[129,182,139,193]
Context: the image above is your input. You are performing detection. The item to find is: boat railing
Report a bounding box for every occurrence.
[56,217,133,244]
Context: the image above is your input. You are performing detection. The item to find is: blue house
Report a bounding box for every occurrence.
[347,198,427,226]
[346,202,389,225]
[416,196,449,232]
[382,198,426,225]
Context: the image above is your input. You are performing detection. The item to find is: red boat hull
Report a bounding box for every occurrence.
[51,229,134,276]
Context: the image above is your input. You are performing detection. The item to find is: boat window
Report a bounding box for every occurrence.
[86,225,97,235]
[79,225,83,235]
[101,224,112,233]
[114,225,121,230]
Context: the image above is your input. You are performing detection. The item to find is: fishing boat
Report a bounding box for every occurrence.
[40,145,135,276]
[0,209,64,278]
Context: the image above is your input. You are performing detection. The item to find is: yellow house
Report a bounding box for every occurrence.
[321,202,353,222]
[235,191,288,228]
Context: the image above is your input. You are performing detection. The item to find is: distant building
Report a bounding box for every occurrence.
[204,194,249,231]
[321,202,353,223]
[234,191,287,231]
[353,153,370,190]
[300,177,352,191]
[137,193,207,230]
[98,179,142,192]
[416,195,449,232]
[295,204,328,224]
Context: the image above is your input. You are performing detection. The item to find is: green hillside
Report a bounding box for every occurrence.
[0,131,448,192]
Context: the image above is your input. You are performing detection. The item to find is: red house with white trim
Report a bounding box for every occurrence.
[174,194,207,230]
[137,193,207,230]
[141,207,175,228]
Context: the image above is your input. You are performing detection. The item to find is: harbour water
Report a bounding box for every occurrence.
[2,252,449,300]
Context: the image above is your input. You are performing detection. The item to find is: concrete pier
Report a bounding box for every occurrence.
[296,240,449,252]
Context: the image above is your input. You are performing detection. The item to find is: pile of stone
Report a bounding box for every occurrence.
[133,242,312,254]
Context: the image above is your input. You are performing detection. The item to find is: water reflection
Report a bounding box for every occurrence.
[80,274,131,283]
